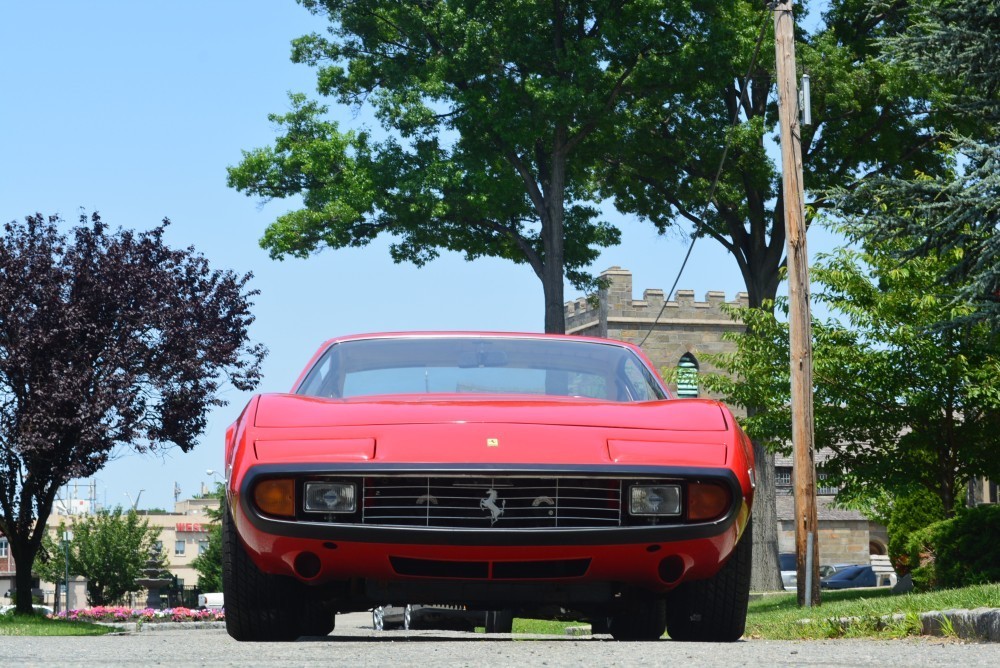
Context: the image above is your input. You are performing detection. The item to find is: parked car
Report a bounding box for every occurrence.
[782,555,855,590]
[819,563,855,578]
[197,592,224,611]
[221,332,756,642]
[820,565,877,589]
[779,553,797,591]
[372,603,412,631]
[372,603,486,631]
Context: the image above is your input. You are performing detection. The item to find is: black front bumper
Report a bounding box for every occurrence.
[239,462,744,547]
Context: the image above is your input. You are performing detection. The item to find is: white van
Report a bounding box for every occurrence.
[197,592,224,611]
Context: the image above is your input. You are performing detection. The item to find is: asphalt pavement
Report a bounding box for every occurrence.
[1,611,998,667]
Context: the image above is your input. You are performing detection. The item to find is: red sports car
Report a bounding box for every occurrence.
[222,332,755,641]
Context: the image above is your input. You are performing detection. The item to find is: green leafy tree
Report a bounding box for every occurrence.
[708,231,1000,518]
[228,0,746,333]
[842,0,1000,327]
[0,213,265,614]
[190,483,225,592]
[593,0,948,590]
[38,508,163,607]
[600,0,943,311]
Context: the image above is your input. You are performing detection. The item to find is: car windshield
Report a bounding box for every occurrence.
[296,336,667,402]
[779,554,796,570]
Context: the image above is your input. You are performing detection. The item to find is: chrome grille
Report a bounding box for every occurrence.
[360,476,623,529]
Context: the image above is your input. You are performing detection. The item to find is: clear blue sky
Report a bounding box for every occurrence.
[1,2,838,511]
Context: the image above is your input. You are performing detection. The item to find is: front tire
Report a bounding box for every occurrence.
[300,602,336,637]
[609,598,667,641]
[222,500,305,641]
[667,517,753,642]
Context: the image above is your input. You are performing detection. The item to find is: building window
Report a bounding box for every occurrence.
[0,537,7,558]
[775,467,792,487]
[817,472,839,496]
[198,541,209,555]
[175,540,185,556]
[675,353,699,398]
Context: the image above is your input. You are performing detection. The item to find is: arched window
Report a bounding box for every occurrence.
[676,352,699,398]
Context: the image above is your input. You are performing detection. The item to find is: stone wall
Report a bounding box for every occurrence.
[778,520,872,566]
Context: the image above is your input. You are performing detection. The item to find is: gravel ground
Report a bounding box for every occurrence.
[2,611,996,667]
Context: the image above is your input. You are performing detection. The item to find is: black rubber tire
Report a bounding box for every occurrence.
[609,598,667,641]
[299,602,336,637]
[590,613,612,635]
[667,517,753,642]
[484,609,514,633]
[222,500,305,641]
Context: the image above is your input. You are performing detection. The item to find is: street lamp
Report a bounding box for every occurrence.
[205,470,226,498]
[62,530,73,613]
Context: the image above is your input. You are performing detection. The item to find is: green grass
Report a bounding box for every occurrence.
[510,618,588,634]
[745,583,1000,639]
[0,612,114,636]
[480,583,1000,640]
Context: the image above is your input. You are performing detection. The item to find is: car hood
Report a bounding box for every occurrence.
[253,393,731,431]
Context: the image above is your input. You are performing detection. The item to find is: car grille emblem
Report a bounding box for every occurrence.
[479,489,505,525]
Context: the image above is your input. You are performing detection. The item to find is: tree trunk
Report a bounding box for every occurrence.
[749,435,784,592]
[742,255,785,593]
[542,266,566,334]
[10,536,41,614]
[540,139,567,335]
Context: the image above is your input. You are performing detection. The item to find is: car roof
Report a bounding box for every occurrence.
[318,331,642,350]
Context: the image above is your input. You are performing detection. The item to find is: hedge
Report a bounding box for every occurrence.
[906,504,1000,590]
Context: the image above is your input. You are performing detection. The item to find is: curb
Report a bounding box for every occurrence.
[894,608,1000,642]
[567,607,1000,642]
[802,607,1000,643]
[97,621,227,633]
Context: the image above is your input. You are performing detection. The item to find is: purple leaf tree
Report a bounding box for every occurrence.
[0,213,266,614]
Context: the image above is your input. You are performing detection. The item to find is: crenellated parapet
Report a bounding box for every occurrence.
[565,266,748,338]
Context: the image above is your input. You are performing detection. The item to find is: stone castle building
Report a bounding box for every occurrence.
[565,266,748,401]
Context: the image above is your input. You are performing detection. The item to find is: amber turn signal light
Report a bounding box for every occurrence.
[254,478,295,517]
[687,482,730,521]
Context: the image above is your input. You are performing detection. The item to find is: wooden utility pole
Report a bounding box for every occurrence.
[772,0,820,607]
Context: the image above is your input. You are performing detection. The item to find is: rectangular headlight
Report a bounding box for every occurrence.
[303,482,356,513]
[629,485,682,516]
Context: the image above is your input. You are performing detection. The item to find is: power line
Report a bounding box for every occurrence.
[638,10,773,347]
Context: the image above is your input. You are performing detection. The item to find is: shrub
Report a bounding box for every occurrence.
[932,505,1000,588]
[887,488,946,574]
[906,505,1000,590]
[905,522,943,591]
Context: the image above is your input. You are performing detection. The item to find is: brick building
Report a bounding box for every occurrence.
[1,494,220,610]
